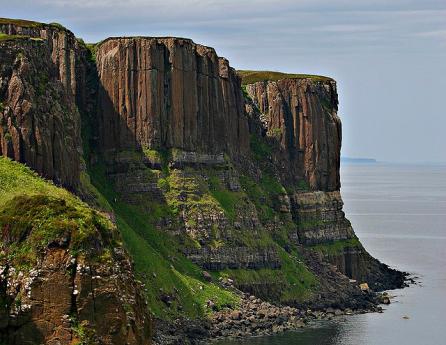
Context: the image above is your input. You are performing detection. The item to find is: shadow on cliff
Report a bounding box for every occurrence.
[81,71,184,240]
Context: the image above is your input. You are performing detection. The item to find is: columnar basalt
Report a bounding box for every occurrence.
[246,78,341,192]
[96,37,249,157]
[0,20,83,189]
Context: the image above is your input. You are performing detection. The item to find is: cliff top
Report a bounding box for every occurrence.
[97,36,219,56]
[0,17,73,34]
[237,70,333,85]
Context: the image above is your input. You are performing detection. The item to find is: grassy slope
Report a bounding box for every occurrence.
[85,164,239,319]
[0,158,116,271]
[0,17,68,31]
[237,70,332,85]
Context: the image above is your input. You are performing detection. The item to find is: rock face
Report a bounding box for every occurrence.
[246,79,341,191]
[0,192,152,345]
[0,248,151,345]
[243,76,405,291]
[96,37,249,157]
[290,191,354,245]
[0,20,83,189]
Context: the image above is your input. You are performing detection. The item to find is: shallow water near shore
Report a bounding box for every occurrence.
[215,163,446,345]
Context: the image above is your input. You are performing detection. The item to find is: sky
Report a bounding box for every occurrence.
[1,0,445,163]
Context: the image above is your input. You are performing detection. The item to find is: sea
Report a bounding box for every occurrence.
[215,163,446,345]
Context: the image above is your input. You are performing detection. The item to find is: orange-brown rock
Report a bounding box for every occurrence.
[246,78,341,191]
[96,37,249,157]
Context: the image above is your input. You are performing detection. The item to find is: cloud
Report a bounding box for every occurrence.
[1,0,445,161]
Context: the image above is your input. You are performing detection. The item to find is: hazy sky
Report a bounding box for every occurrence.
[2,0,445,163]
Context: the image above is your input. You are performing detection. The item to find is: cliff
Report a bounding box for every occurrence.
[96,37,249,157]
[240,71,404,289]
[244,76,341,191]
[0,158,151,345]
[0,18,406,345]
[0,19,84,190]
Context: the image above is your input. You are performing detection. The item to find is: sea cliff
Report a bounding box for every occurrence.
[0,18,406,345]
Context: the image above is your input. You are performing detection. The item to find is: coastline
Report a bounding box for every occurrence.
[153,275,412,344]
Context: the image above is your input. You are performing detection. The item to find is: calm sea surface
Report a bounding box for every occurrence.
[215,163,446,345]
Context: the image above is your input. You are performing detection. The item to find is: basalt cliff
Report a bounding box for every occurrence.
[0,19,405,345]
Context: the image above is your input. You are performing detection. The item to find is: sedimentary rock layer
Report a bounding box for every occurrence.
[290,191,354,245]
[96,37,249,157]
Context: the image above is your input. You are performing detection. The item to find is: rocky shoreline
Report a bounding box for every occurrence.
[153,277,397,345]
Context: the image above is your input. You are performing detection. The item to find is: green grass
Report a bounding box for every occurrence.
[0,33,30,41]
[310,238,361,255]
[49,22,67,31]
[238,70,333,85]
[296,180,310,191]
[220,246,318,304]
[0,18,68,32]
[239,172,286,223]
[298,219,330,230]
[208,175,243,221]
[0,18,42,28]
[86,163,240,319]
[0,158,117,271]
[250,134,272,161]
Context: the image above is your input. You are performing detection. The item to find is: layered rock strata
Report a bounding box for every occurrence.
[243,77,405,290]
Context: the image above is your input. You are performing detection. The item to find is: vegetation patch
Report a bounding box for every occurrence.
[85,43,98,63]
[0,18,43,28]
[249,134,272,161]
[87,163,240,319]
[219,246,317,304]
[0,33,30,42]
[49,22,67,31]
[0,158,117,271]
[237,70,333,85]
[71,319,99,345]
[310,238,361,255]
[239,172,285,223]
[208,174,243,221]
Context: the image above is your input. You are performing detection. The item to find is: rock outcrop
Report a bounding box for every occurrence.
[290,191,354,245]
[96,37,249,158]
[0,247,151,345]
[0,169,152,344]
[0,19,83,189]
[246,78,341,191]
[242,75,405,291]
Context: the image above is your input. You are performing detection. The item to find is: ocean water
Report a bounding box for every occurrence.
[215,163,446,345]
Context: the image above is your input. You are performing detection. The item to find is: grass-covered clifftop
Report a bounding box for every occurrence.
[0,158,117,270]
[237,70,333,85]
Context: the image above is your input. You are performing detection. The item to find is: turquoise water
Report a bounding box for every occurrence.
[215,163,446,345]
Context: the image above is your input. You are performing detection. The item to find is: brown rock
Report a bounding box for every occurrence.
[0,21,83,190]
[246,78,341,191]
[95,37,249,158]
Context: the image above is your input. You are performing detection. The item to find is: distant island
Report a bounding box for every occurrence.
[341,157,377,164]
